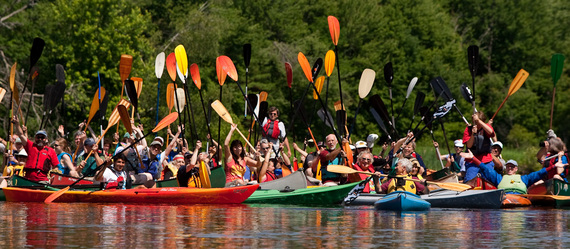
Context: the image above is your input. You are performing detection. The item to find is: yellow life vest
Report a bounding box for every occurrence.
[187,174,202,188]
[386,175,417,194]
[497,174,527,194]
[3,165,25,177]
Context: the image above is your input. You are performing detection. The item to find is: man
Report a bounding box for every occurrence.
[379,158,426,194]
[438,139,466,174]
[313,134,348,185]
[76,138,105,177]
[462,112,495,182]
[12,116,59,183]
[490,141,506,174]
[261,107,291,156]
[142,126,181,181]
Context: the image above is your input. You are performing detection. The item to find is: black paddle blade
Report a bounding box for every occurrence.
[56,64,65,84]
[460,83,474,103]
[433,100,455,119]
[49,82,66,111]
[413,91,426,115]
[43,85,53,112]
[369,94,390,125]
[317,108,334,128]
[29,38,45,70]
[311,58,323,81]
[247,94,258,115]
[336,109,346,134]
[369,107,389,137]
[125,79,138,110]
[92,93,110,121]
[419,106,434,130]
[383,62,393,85]
[468,45,479,78]
[429,77,452,101]
[259,101,268,122]
[243,44,252,68]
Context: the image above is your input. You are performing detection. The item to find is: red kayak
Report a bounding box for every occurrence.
[3,185,258,204]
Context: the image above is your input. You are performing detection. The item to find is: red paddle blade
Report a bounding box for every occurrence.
[285,62,293,88]
[298,52,313,83]
[216,56,227,86]
[153,112,178,133]
[190,63,201,90]
[166,53,177,82]
[220,56,238,81]
[327,16,340,46]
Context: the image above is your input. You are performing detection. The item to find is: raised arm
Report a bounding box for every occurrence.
[224,124,237,163]
[258,150,272,182]
[164,126,181,158]
[11,116,28,144]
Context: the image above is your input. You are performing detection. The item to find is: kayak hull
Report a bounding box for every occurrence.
[423,189,504,209]
[257,170,308,190]
[527,179,570,208]
[502,194,531,208]
[245,181,360,205]
[374,191,431,211]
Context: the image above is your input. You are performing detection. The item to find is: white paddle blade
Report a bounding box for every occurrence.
[406,77,418,98]
[176,62,186,84]
[155,52,165,78]
[174,88,186,113]
[211,100,234,124]
[358,69,376,99]
[254,93,260,117]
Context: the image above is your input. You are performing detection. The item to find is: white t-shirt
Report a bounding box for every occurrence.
[261,118,286,152]
[101,167,128,188]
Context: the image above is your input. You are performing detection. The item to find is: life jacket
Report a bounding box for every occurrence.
[25,146,56,173]
[263,171,277,182]
[547,154,569,178]
[104,168,127,189]
[386,175,417,194]
[57,152,72,175]
[497,174,527,194]
[469,133,491,155]
[263,120,281,139]
[188,172,202,188]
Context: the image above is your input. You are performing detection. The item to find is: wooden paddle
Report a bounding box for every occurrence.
[395,77,418,122]
[491,69,529,120]
[0,88,6,103]
[550,54,564,129]
[521,194,570,200]
[118,54,133,100]
[327,165,472,192]
[45,111,178,204]
[155,52,165,126]
[324,50,335,106]
[211,100,256,151]
[243,44,252,117]
[190,63,213,144]
[348,69,375,139]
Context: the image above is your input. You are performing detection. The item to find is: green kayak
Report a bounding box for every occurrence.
[244,181,361,205]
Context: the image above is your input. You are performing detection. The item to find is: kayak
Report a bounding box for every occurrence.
[244,181,360,205]
[12,174,179,188]
[422,189,504,209]
[374,191,431,211]
[466,176,497,190]
[257,170,308,190]
[427,173,459,192]
[527,179,570,207]
[502,194,531,208]
[3,184,258,204]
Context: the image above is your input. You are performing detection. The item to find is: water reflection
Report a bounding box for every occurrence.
[0,203,569,247]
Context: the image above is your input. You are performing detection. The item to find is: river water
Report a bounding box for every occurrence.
[0,202,568,248]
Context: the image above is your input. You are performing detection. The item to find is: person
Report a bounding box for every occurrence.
[2,149,26,177]
[392,132,426,176]
[462,150,562,194]
[379,158,426,194]
[72,130,87,163]
[353,140,369,162]
[206,134,222,169]
[94,154,130,189]
[6,136,24,166]
[490,141,506,174]
[163,154,184,180]
[352,151,380,193]
[437,139,466,175]
[258,143,278,183]
[541,137,568,179]
[313,134,348,185]
[462,112,495,182]
[177,141,209,187]
[261,106,291,156]
[224,124,261,186]
[76,138,105,178]
[409,158,424,180]
[140,126,180,180]
[12,116,59,183]
[292,139,320,177]
[54,138,80,177]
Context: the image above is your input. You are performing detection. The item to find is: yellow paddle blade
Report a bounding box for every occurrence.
[199,161,211,188]
[507,69,529,96]
[216,56,227,86]
[174,45,188,77]
[327,16,340,46]
[166,83,175,111]
[298,52,313,83]
[325,50,335,77]
[211,100,234,124]
[174,88,185,113]
[0,88,6,102]
[10,62,19,103]
[153,112,179,133]
[86,87,106,126]
[44,186,70,204]
[119,54,133,83]
[313,76,325,100]
[260,91,268,102]
[131,77,143,97]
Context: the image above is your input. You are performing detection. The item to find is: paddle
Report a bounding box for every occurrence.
[467,45,479,99]
[327,16,345,132]
[369,94,398,138]
[243,44,251,117]
[334,100,347,138]
[246,93,259,143]
[174,88,186,113]
[167,53,185,142]
[550,54,564,129]
[317,107,335,129]
[460,83,477,114]
[124,79,138,121]
[24,65,42,124]
[407,91,425,132]
[39,84,53,130]
[165,83,175,143]
[84,87,106,133]
[45,111,178,204]
[8,63,17,161]
[0,88,6,103]
[155,52,165,127]
[211,100,256,151]
[118,54,133,101]
[216,56,227,152]
[429,76,469,124]
[327,165,471,191]
[521,194,570,200]
[383,62,395,127]
[491,69,529,120]
[190,63,213,144]
[18,38,45,118]
[369,108,392,141]
[175,45,197,144]
[347,69,375,139]
[324,50,335,107]
[395,77,418,122]
[40,81,66,130]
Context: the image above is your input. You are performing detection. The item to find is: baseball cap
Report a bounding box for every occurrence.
[84,138,95,146]
[454,139,464,147]
[35,130,47,137]
[505,159,518,167]
[154,136,164,145]
[355,141,367,149]
[492,141,503,149]
[150,140,163,147]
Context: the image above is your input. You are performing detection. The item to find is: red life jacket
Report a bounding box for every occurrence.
[263,171,277,182]
[263,120,281,139]
[547,153,569,178]
[105,176,125,189]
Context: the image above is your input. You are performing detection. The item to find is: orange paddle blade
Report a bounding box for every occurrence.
[166,53,177,82]
[328,16,340,46]
[131,77,143,97]
[86,87,106,126]
[507,69,529,96]
[313,76,325,100]
[325,50,335,77]
[119,54,133,83]
[220,56,238,81]
[166,83,175,111]
[298,52,313,83]
[211,100,234,124]
[0,88,6,102]
[117,104,132,134]
[153,112,179,133]
[174,45,188,76]
[44,186,70,204]
[260,91,268,102]
[216,56,227,86]
[343,142,353,166]
[190,63,201,90]
[9,63,18,103]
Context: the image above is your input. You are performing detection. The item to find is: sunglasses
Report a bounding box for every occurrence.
[269,113,278,116]
[261,147,270,150]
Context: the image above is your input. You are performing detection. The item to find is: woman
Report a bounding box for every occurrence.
[352,151,380,193]
[95,154,130,189]
[224,124,261,186]
[54,138,79,177]
[544,138,568,179]
[392,132,426,176]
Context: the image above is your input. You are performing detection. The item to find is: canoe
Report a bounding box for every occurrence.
[422,189,504,209]
[374,191,431,211]
[425,167,454,181]
[502,194,531,208]
[257,170,308,190]
[427,173,459,191]
[466,176,497,190]
[526,179,570,207]
[3,184,258,204]
[12,174,179,189]
[210,166,226,188]
[244,181,360,205]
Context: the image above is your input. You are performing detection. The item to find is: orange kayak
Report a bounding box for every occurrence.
[502,194,531,208]
[3,185,258,204]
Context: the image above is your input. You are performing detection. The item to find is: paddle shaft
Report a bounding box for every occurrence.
[182,81,197,144]
[217,85,222,155]
[430,131,445,169]
[550,87,556,129]
[334,46,345,137]
[156,79,161,127]
[172,83,185,147]
[347,99,363,140]
[198,89,213,145]
[491,95,509,120]
[24,73,35,124]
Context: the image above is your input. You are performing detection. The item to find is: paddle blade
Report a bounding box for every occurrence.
[460,83,474,103]
[166,83,175,111]
[211,100,233,124]
[327,165,357,174]
[369,107,389,135]
[317,108,335,128]
[430,76,452,101]
[247,94,258,115]
[117,104,133,134]
[336,109,346,133]
[220,56,238,81]
[413,92,426,115]
[131,77,143,98]
[285,62,293,88]
[43,85,53,112]
[327,16,340,46]
[243,44,252,68]
[155,52,165,79]
[108,100,131,129]
[92,92,109,121]
[369,94,390,125]
[383,62,393,85]
[551,54,565,87]
[358,69,376,99]
[166,53,177,82]
[125,79,138,110]
[216,56,227,85]
[119,54,133,83]
[259,91,268,102]
[44,186,69,204]
[298,52,313,83]
[49,82,66,111]
[174,88,186,113]
[406,77,418,99]
[153,112,179,133]
[29,38,45,69]
[259,101,268,122]
[9,63,18,102]
[56,64,65,84]
[324,50,335,77]
[0,88,6,103]
[507,69,529,96]
[190,63,201,90]
[174,45,188,77]
[467,45,479,79]
[175,61,186,84]
[311,58,323,81]
[313,76,325,100]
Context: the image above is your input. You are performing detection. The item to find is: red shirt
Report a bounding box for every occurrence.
[24,140,60,182]
[462,124,495,163]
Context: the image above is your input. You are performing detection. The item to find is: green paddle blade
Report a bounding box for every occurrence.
[551,53,565,87]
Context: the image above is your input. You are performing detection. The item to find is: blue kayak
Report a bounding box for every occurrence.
[374,191,431,211]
